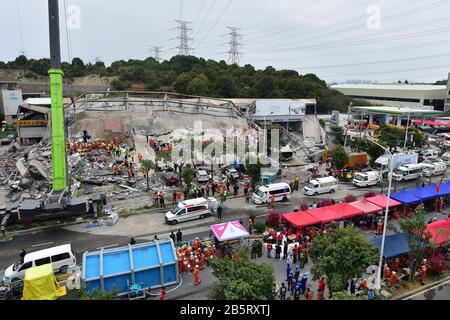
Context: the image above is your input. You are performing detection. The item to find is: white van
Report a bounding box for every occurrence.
[165,197,218,225]
[420,149,439,159]
[353,171,381,187]
[252,183,291,204]
[3,244,76,283]
[304,176,338,196]
[393,164,423,182]
[441,152,450,166]
[421,159,447,177]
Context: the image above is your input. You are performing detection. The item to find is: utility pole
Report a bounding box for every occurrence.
[226,26,242,65]
[175,20,193,55]
[343,102,352,148]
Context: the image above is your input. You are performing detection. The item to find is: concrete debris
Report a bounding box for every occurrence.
[15,160,28,177]
[28,159,50,180]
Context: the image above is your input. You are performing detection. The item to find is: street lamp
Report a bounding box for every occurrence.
[403,110,411,150]
[262,112,274,154]
[372,140,394,293]
[343,102,352,148]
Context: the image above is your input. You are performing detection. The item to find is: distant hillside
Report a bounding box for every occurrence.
[1,54,364,113]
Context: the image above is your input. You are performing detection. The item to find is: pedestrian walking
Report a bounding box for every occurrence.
[294,266,300,282]
[293,282,301,300]
[306,288,313,300]
[293,245,298,264]
[318,277,326,297]
[170,231,176,243]
[349,278,356,294]
[286,262,291,281]
[159,193,165,208]
[275,244,281,259]
[245,192,250,203]
[176,229,183,243]
[267,243,273,258]
[248,217,253,235]
[172,190,177,204]
[279,283,287,300]
[20,248,27,263]
[160,287,166,300]
[205,185,210,197]
[271,194,276,208]
[283,241,288,259]
[300,274,308,294]
[217,202,223,220]
[287,272,293,291]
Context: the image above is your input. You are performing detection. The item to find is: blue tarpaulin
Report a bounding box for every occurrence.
[423,182,450,197]
[370,233,410,258]
[390,190,422,204]
[410,186,436,201]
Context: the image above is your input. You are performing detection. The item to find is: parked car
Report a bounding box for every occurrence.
[196,170,210,183]
[352,171,381,187]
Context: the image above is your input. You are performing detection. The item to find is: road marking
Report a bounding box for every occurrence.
[31,241,54,247]
[96,243,119,250]
[404,279,450,300]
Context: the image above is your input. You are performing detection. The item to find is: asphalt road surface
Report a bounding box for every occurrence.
[407,280,450,300]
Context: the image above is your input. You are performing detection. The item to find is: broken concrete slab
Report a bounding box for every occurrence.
[28,159,50,180]
[16,159,28,177]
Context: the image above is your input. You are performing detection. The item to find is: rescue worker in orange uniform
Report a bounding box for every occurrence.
[390,271,398,287]
[419,265,427,285]
[189,253,195,272]
[194,265,201,285]
[177,253,183,273]
[439,197,444,213]
[271,194,276,208]
[306,288,313,300]
[200,252,205,270]
[376,219,383,235]
[138,152,143,162]
[182,257,188,273]
[384,264,391,281]
[393,257,400,271]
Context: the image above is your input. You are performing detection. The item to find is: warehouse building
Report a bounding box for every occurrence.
[331,76,450,111]
[0,76,23,125]
[249,99,317,132]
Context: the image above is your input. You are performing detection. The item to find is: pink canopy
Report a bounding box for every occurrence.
[329,203,363,219]
[426,218,450,245]
[210,220,249,242]
[365,195,401,209]
[283,211,322,228]
[349,199,383,214]
[306,207,343,224]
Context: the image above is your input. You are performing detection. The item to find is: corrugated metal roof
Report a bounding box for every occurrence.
[18,104,50,114]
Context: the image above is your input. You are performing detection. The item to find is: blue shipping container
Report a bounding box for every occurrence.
[82,239,179,296]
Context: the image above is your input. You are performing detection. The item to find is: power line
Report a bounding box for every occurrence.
[226,26,242,65]
[175,19,193,55]
[197,0,233,46]
[16,0,25,55]
[193,0,207,29]
[196,0,217,34]
[63,0,73,63]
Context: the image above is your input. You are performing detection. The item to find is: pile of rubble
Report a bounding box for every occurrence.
[0,139,53,202]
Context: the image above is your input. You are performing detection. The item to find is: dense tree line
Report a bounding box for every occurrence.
[1,54,361,113]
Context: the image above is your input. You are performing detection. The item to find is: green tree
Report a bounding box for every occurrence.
[187,74,209,96]
[309,227,378,297]
[145,80,162,91]
[329,125,345,145]
[140,160,156,191]
[213,74,239,97]
[209,249,276,300]
[350,137,385,165]
[181,163,195,190]
[399,204,432,280]
[110,78,128,90]
[173,73,192,94]
[328,291,368,300]
[255,76,276,98]
[332,145,348,171]
[14,55,28,67]
[70,57,86,77]
[246,157,262,190]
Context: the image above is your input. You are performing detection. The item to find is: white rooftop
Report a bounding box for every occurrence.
[331,84,447,91]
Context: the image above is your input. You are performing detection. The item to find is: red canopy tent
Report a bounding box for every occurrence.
[306,207,343,224]
[282,211,322,228]
[329,202,364,219]
[426,218,450,245]
[348,199,383,214]
[365,195,401,209]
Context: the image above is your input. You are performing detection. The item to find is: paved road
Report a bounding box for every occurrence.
[407,280,450,300]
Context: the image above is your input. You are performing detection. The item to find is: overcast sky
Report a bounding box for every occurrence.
[2,0,450,83]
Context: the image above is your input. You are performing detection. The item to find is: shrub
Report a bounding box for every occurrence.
[300,202,310,211]
[428,253,449,276]
[319,198,334,207]
[266,212,281,228]
[253,222,266,234]
[344,194,357,203]
[364,191,376,198]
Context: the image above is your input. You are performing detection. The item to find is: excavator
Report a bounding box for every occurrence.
[1,0,106,227]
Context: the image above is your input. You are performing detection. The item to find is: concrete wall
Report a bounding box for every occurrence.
[18,83,109,95]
